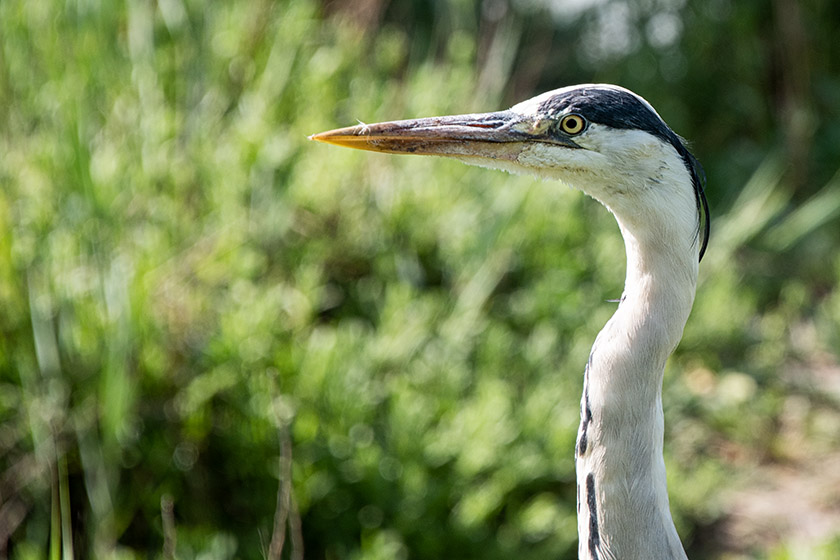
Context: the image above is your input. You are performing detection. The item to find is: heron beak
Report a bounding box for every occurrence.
[309,110,579,161]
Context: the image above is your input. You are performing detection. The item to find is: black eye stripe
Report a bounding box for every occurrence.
[538,86,710,261]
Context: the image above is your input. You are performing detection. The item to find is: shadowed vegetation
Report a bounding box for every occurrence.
[2,0,840,558]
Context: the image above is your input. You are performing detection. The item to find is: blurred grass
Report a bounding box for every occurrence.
[1,0,840,559]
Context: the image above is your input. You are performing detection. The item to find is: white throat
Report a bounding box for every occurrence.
[575,205,698,560]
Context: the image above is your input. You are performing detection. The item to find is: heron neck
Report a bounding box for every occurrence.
[575,227,697,560]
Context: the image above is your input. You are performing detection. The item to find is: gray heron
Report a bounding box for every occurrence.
[311,84,710,560]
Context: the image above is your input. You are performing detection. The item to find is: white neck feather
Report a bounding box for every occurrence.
[450,112,703,558]
[575,196,698,560]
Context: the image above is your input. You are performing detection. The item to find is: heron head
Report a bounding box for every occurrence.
[311,84,709,260]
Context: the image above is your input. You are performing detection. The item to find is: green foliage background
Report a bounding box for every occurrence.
[2,0,840,558]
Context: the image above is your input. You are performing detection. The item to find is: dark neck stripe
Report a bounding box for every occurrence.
[586,472,600,559]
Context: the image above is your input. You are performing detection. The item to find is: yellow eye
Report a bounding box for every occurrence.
[560,114,586,135]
